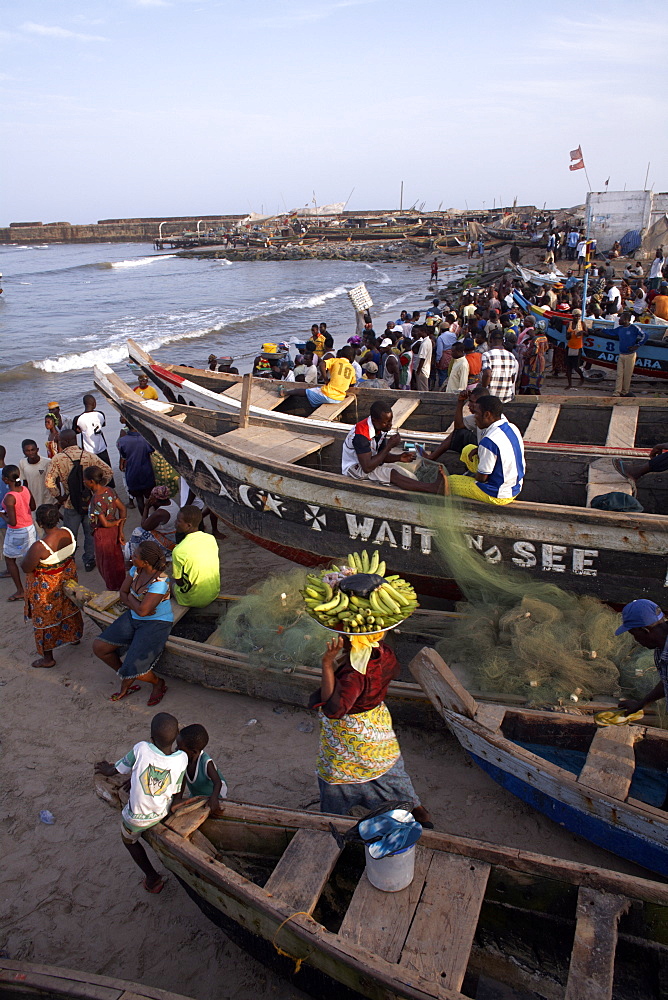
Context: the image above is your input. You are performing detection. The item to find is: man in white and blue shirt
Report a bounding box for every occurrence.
[446,395,525,505]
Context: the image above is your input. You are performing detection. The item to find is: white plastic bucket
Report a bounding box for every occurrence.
[364,844,415,892]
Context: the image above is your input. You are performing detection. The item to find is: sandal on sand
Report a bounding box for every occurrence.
[147,681,167,707]
[31,658,56,669]
[7,593,24,602]
[142,877,165,894]
[110,685,141,702]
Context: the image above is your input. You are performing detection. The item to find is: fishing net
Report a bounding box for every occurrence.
[208,567,329,671]
[431,494,659,708]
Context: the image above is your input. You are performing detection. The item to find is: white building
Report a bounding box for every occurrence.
[585,190,668,252]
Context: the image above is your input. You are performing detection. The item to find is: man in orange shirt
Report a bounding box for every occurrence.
[652,283,668,324]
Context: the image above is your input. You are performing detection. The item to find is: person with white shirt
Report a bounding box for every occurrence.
[73,394,112,467]
[415,330,433,392]
[444,343,469,393]
[19,439,55,510]
[605,282,622,315]
[648,252,665,291]
[576,239,588,275]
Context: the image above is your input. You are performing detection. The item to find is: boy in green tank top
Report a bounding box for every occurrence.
[174,724,227,816]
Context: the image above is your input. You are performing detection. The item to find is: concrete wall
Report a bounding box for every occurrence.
[649,193,668,228]
[586,190,652,250]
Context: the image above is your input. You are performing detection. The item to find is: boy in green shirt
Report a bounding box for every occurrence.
[171,505,220,607]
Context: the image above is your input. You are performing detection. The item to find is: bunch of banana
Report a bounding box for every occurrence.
[300,551,419,634]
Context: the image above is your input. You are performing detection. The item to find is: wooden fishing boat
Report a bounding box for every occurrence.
[65,582,445,729]
[514,291,668,381]
[94,784,668,1000]
[69,582,644,728]
[0,959,193,1000]
[410,647,668,878]
[127,338,668,454]
[93,363,668,605]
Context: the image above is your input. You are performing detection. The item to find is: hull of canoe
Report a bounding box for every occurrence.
[92,369,668,605]
[447,716,668,878]
[513,292,668,380]
[0,961,194,1000]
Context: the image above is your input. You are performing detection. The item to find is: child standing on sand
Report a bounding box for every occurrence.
[174,724,227,817]
[95,712,187,893]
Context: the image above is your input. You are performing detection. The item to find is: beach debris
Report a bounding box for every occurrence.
[39,810,55,824]
[244,719,258,727]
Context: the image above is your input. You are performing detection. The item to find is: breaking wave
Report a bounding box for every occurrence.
[31,283,350,373]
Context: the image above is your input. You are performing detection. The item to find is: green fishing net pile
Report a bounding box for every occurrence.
[209,567,328,670]
[432,497,658,708]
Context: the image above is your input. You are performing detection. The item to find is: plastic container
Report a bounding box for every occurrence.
[262,342,278,354]
[364,844,415,892]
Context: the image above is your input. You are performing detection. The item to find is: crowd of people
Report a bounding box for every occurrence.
[0,382,221,684]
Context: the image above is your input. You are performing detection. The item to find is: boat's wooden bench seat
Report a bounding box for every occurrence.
[339,847,490,992]
[565,887,629,1000]
[310,395,355,421]
[222,380,283,411]
[264,829,341,913]
[577,724,641,801]
[219,426,335,464]
[605,405,639,449]
[586,458,635,506]
[523,402,561,443]
[391,398,420,428]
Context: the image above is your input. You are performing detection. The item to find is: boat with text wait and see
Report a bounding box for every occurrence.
[93,364,667,604]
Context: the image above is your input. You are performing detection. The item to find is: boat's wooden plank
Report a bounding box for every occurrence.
[577,725,641,801]
[263,828,341,914]
[0,969,122,1000]
[338,847,433,962]
[586,457,634,506]
[400,852,491,990]
[523,402,561,443]
[605,405,639,449]
[564,887,629,1000]
[222,379,283,411]
[163,802,210,837]
[409,646,478,719]
[473,703,506,733]
[218,426,334,463]
[391,398,420,427]
[310,395,355,421]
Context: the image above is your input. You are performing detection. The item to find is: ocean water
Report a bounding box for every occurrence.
[0,242,428,462]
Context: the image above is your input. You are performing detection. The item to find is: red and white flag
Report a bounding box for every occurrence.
[569,145,585,172]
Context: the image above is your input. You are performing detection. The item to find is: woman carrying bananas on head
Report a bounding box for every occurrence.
[308,624,432,828]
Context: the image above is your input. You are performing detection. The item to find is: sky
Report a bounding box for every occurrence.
[1,0,667,224]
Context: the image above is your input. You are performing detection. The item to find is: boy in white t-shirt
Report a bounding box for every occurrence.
[95,712,187,893]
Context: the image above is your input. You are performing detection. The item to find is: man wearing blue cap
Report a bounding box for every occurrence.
[615,600,668,720]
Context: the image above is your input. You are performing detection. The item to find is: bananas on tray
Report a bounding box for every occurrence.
[301,550,419,633]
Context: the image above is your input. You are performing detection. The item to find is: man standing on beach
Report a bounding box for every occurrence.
[430,258,439,284]
[47,402,71,431]
[45,429,113,571]
[480,333,519,403]
[614,311,648,397]
[117,426,156,516]
[19,440,55,510]
[73,394,113,469]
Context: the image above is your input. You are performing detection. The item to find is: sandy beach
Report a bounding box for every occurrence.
[0,515,648,1000]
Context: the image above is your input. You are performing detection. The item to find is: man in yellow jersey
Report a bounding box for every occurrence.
[283,345,357,408]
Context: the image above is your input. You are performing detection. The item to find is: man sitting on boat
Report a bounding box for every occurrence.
[443,395,525,505]
[282,345,357,408]
[341,401,427,490]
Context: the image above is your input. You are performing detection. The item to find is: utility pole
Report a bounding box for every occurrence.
[400,181,403,214]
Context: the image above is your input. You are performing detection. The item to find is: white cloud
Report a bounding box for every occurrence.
[251,0,379,28]
[20,22,107,41]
